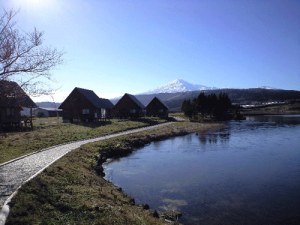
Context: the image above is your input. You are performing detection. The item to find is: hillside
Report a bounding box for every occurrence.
[129,89,300,112]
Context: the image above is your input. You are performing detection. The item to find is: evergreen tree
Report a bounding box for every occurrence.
[196,92,208,117]
[207,93,218,118]
[181,99,193,118]
[214,92,232,119]
[181,92,232,120]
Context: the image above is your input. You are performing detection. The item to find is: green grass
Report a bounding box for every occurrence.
[32,117,63,127]
[6,121,223,225]
[0,117,169,164]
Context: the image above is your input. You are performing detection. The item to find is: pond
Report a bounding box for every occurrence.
[104,115,300,224]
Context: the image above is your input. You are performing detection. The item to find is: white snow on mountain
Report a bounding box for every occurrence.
[141,79,218,94]
[257,86,279,90]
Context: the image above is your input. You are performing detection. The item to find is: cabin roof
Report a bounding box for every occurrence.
[125,93,145,109]
[146,97,169,109]
[0,80,37,108]
[75,87,114,109]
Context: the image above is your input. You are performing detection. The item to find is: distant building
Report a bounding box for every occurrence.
[113,93,145,119]
[0,80,37,130]
[59,87,114,122]
[146,97,169,117]
[34,107,62,117]
[21,107,34,117]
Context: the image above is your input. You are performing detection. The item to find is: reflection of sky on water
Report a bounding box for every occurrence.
[104,115,300,224]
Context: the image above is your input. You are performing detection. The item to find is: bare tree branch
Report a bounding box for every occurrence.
[0,8,65,96]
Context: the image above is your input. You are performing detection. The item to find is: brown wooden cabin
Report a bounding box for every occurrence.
[0,80,37,130]
[59,87,114,122]
[146,97,169,118]
[113,93,145,119]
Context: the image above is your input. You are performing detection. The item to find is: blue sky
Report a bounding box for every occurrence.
[2,0,300,102]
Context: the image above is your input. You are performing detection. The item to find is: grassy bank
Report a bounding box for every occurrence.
[0,117,169,164]
[6,121,223,225]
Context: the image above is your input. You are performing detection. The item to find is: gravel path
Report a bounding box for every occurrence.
[0,122,173,224]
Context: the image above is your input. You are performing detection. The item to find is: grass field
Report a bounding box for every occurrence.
[0,117,169,164]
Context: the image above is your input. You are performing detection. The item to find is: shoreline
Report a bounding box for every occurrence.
[5,121,224,224]
[94,121,226,222]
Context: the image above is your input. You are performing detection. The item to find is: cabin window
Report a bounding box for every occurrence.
[130,109,136,113]
[159,109,164,113]
[7,108,15,116]
[82,109,90,114]
[101,108,106,118]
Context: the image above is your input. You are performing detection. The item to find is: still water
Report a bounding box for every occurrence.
[104,115,300,224]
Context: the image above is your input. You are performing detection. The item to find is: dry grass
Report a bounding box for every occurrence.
[0,117,169,164]
[6,141,167,225]
[32,117,63,127]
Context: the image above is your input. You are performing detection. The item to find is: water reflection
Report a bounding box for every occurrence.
[104,115,300,224]
[198,129,230,145]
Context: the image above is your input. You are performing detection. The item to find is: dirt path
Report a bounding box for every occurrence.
[0,122,174,225]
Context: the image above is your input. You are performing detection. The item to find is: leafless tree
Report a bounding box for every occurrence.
[0,8,64,96]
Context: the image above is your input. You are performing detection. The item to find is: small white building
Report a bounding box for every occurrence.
[34,107,62,117]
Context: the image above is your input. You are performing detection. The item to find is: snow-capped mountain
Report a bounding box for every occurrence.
[141,79,218,94]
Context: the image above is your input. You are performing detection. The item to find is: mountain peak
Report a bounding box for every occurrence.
[172,79,185,83]
[141,79,218,95]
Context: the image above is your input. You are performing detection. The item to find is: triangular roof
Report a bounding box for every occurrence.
[60,87,114,109]
[146,97,169,109]
[0,80,37,108]
[125,93,145,109]
[76,87,114,108]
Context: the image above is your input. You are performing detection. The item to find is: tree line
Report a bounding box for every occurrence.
[181,92,232,120]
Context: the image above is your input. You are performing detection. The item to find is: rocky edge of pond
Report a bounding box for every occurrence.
[93,126,217,223]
